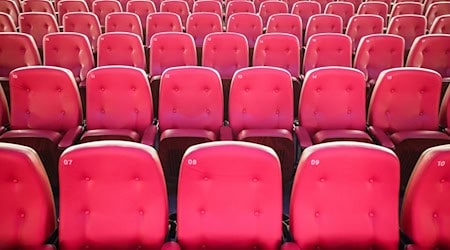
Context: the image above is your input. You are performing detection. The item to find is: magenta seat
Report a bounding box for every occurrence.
[62,12,101,52]
[0,12,15,32]
[105,12,143,39]
[324,1,355,28]
[126,0,156,31]
[266,13,303,45]
[387,14,426,50]
[145,12,183,46]
[357,1,388,27]
[304,14,343,44]
[226,12,263,48]
[97,32,146,70]
[345,14,384,51]
[92,0,123,27]
[57,0,89,25]
[19,12,58,49]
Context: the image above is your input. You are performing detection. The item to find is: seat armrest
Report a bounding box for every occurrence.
[294,125,312,148]
[220,125,233,140]
[281,242,301,250]
[149,75,162,83]
[162,241,181,250]
[0,125,7,134]
[141,124,158,146]
[367,126,395,149]
[58,125,84,149]
[445,128,450,135]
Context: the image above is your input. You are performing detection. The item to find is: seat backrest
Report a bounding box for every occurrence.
[0,32,41,79]
[406,34,450,78]
[226,12,263,48]
[353,34,404,82]
[186,12,223,47]
[159,66,223,134]
[160,0,190,26]
[126,0,156,30]
[193,0,222,16]
[228,66,293,134]
[62,12,101,52]
[97,32,145,70]
[0,0,19,27]
[225,0,256,23]
[299,67,366,135]
[290,141,400,249]
[177,141,282,249]
[291,1,321,34]
[387,14,426,50]
[357,2,388,26]
[0,143,56,248]
[22,0,56,15]
[59,140,168,249]
[19,12,59,49]
[105,12,142,39]
[430,14,450,34]
[92,0,123,26]
[425,2,450,29]
[313,0,333,13]
[253,33,300,77]
[390,2,423,17]
[149,32,197,76]
[345,14,384,51]
[368,67,442,133]
[366,0,391,11]
[340,0,362,12]
[43,32,94,82]
[304,14,343,44]
[145,12,183,46]
[0,12,16,32]
[254,0,271,12]
[9,66,82,133]
[85,66,153,134]
[266,13,302,45]
[57,0,89,25]
[202,32,249,79]
[401,144,450,249]
[303,33,352,74]
[324,1,354,28]
[258,0,288,27]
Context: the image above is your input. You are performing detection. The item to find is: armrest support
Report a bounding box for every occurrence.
[162,242,181,250]
[367,126,395,149]
[220,125,233,141]
[281,242,301,250]
[294,126,312,148]
[149,75,162,83]
[0,125,7,134]
[58,125,84,149]
[141,124,158,146]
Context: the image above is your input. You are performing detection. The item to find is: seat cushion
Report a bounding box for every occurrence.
[391,130,450,145]
[159,128,217,141]
[0,129,62,143]
[313,129,373,144]
[80,129,140,143]
[237,128,293,141]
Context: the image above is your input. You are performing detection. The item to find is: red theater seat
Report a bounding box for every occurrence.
[226,12,263,48]
[145,12,183,46]
[22,0,56,15]
[291,1,321,34]
[0,0,19,27]
[390,2,423,18]
[258,0,288,27]
[324,1,354,29]
[62,12,101,52]
[19,12,58,49]
[126,0,156,32]
[345,14,384,52]
[160,0,190,27]
[57,0,89,26]
[92,0,123,27]
[0,12,15,32]
[105,12,143,39]
[387,14,426,50]
[266,13,303,45]
[429,14,450,34]
[425,2,450,30]
[225,0,256,23]
[186,12,223,48]
[304,14,343,45]
[357,1,388,27]
[193,0,222,16]
[58,141,168,249]
[97,32,146,70]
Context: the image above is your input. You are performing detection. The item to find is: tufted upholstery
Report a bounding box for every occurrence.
[0,85,9,135]
[304,14,343,45]
[59,140,168,249]
[357,2,388,27]
[228,66,294,186]
[57,0,89,25]
[18,12,58,49]
[258,0,288,27]
[282,0,300,13]
[226,12,262,48]
[266,13,303,45]
[0,143,56,249]
[430,14,450,34]
[193,0,222,16]
[0,32,41,80]
[303,33,352,75]
[253,0,271,12]
[387,14,426,50]
[324,1,354,28]
[368,67,450,190]
[296,67,372,148]
[63,12,101,52]
[80,66,156,145]
[158,66,223,188]
[22,0,56,15]
[126,0,156,30]
[167,141,283,250]
[291,1,321,34]
[160,0,190,27]
[401,144,450,250]
[390,2,423,18]
[225,0,256,23]
[105,12,143,39]
[186,12,223,48]
[289,141,400,250]
[314,0,332,14]
[0,66,83,190]
[97,32,145,70]
[345,14,384,51]
[367,0,391,11]
[341,0,362,12]
[43,32,94,84]
[0,0,19,27]
[406,34,450,79]
[92,0,123,27]
[0,12,15,32]
[425,2,450,30]
[145,12,183,46]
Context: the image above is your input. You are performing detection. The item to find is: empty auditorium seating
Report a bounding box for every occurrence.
[287,142,400,249]
[304,14,343,44]
[254,0,272,12]
[226,12,262,49]
[390,2,423,18]
[266,13,302,45]
[0,143,56,249]
[57,0,89,26]
[225,0,256,23]
[22,0,56,15]
[258,0,288,27]
[58,141,168,249]
[387,14,426,50]
[401,144,450,249]
[340,0,362,12]
[186,12,223,48]
[193,0,222,16]
[303,33,352,75]
[0,0,19,27]
[157,66,224,191]
[425,2,450,30]
[0,85,8,134]
[97,32,146,70]
[367,67,450,191]
[160,0,190,27]
[345,14,384,51]
[92,0,123,27]
[282,0,298,12]
[357,1,388,27]
[228,66,295,186]
[0,12,15,32]
[164,141,282,249]
[429,14,450,34]
[0,66,83,191]
[126,0,156,31]
[291,1,321,34]
[19,12,59,49]
[367,0,391,12]
[62,12,101,52]
[145,12,183,46]
[314,0,333,13]
[105,12,143,39]
[324,1,355,28]
[79,66,156,145]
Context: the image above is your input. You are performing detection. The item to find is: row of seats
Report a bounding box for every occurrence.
[0,65,450,193]
[1,140,449,249]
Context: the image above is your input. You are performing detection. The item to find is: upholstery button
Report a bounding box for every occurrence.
[135,177,140,181]
[254,210,260,216]
[100,109,105,113]
[441,178,446,183]
[136,245,142,249]
[85,245,89,249]
[203,176,208,181]
[57,88,62,92]
[26,110,30,115]
[245,88,250,92]
[252,178,258,182]
[84,210,90,215]
[274,88,279,93]
[201,245,206,249]
[368,211,374,217]
[131,87,136,91]
[26,88,30,92]
[205,108,211,114]
[172,108,177,113]
[390,89,395,93]
[134,109,139,113]
[19,213,25,218]
[433,213,438,218]
[12,178,18,183]
[316,88,321,92]
[61,111,66,115]
[85,177,90,181]
[101,87,105,91]
[200,209,205,215]
[420,90,424,94]
[369,178,374,183]
[139,210,144,215]
[419,112,424,116]
[242,108,247,113]
[319,178,325,182]
[315,212,320,217]
[315,246,320,250]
